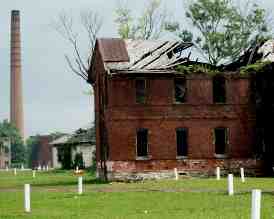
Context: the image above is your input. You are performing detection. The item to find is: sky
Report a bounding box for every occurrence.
[0,0,273,137]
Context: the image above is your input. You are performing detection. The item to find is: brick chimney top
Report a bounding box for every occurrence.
[11,10,20,16]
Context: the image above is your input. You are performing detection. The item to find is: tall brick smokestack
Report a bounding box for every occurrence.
[10,10,24,139]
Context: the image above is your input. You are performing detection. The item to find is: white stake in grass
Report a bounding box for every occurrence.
[228,174,234,196]
[6,166,9,171]
[240,167,245,183]
[216,167,220,180]
[78,176,83,195]
[32,170,36,178]
[14,168,17,176]
[251,189,261,219]
[46,165,49,171]
[24,184,31,213]
[174,168,178,180]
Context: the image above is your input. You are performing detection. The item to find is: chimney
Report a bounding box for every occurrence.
[10,10,24,139]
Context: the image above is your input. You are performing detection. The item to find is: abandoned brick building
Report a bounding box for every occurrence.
[88,38,262,180]
[31,135,54,168]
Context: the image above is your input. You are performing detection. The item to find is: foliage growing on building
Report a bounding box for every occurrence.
[167,0,270,65]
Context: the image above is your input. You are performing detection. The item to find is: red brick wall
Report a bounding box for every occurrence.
[107,118,254,160]
[33,135,53,167]
[108,76,252,107]
[94,72,256,173]
[106,75,254,157]
[92,47,106,162]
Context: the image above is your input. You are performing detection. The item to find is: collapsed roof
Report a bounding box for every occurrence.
[50,126,95,146]
[89,38,274,80]
[92,38,193,74]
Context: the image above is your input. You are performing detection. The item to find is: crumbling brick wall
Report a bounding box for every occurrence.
[94,72,259,179]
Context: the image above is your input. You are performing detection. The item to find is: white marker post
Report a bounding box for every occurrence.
[216,167,220,180]
[14,168,17,176]
[76,166,79,173]
[228,174,234,196]
[78,176,83,195]
[240,167,245,183]
[174,168,178,180]
[24,184,31,213]
[46,165,49,171]
[32,170,36,178]
[21,164,24,170]
[251,189,261,219]
[6,166,9,172]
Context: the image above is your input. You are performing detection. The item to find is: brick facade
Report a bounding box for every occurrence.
[32,135,53,168]
[89,39,261,180]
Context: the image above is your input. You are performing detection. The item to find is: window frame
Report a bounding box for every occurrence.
[212,76,226,104]
[214,127,229,158]
[135,79,147,104]
[136,128,149,159]
[173,77,187,104]
[176,128,188,159]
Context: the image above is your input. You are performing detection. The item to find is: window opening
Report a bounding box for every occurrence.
[176,128,188,157]
[137,128,148,157]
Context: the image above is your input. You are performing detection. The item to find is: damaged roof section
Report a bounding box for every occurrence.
[224,39,274,71]
[50,126,96,146]
[91,38,274,77]
[95,38,194,73]
[98,38,130,62]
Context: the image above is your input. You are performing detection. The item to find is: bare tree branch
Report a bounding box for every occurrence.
[81,10,103,66]
[53,10,102,81]
[65,55,88,81]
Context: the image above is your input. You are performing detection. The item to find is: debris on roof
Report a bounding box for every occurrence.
[258,40,274,62]
[50,135,70,145]
[93,38,274,76]
[50,126,95,146]
[98,38,194,72]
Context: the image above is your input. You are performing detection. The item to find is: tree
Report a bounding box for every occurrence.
[115,0,168,39]
[25,135,39,168]
[0,120,26,165]
[167,0,270,65]
[73,152,85,169]
[53,10,103,81]
[57,146,73,170]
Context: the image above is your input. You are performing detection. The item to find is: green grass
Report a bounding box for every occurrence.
[0,170,274,218]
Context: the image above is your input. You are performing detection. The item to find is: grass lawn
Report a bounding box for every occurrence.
[0,170,274,218]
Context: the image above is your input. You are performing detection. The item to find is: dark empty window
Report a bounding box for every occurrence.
[137,128,148,157]
[136,80,146,104]
[214,128,228,155]
[176,128,188,157]
[174,78,187,103]
[213,76,226,103]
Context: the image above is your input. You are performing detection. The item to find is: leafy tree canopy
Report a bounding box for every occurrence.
[115,0,168,39]
[167,0,271,65]
[0,120,26,165]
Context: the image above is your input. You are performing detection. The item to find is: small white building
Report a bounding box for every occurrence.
[50,127,95,169]
[0,137,11,169]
